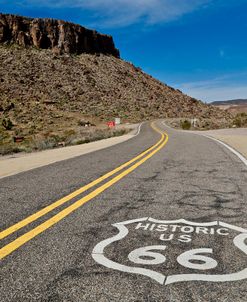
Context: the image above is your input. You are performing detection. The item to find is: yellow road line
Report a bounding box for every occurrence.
[0,123,164,240]
[0,123,168,260]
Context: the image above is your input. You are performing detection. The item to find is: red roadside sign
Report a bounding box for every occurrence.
[107,121,115,128]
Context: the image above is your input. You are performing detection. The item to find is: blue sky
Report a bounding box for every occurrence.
[1,0,247,102]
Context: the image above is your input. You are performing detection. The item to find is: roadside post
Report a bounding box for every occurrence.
[115,118,121,125]
[191,118,198,127]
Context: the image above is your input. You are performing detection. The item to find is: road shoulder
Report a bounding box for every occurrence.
[0,124,140,179]
[162,121,247,165]
[198,129,247,159]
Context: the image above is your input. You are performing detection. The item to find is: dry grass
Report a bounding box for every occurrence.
[0,126,130,155]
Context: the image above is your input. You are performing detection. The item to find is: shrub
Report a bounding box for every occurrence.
[233,113,247,128]
[2,118,14,130]
[180,120,191,130]
[233,117,242,127]
[0,144,23,155]
[239,112,247,118]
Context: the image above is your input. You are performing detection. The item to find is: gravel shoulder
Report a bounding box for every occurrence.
[0,124,139,179]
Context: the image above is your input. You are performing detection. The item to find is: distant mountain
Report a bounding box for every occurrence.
[211,99,247,106]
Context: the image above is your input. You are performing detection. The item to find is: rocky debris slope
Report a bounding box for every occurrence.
[0,44,231,125]
[0,13,120,57]
[0,45,230,124]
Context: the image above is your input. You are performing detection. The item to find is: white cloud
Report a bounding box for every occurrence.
[183,85,247,102]
[22,0,212,27]
[176,73,247,102]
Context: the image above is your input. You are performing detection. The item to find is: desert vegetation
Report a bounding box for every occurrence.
[232,113,247,128]
[0,119,130,155]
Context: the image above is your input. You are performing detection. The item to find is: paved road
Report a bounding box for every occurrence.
[0,121,247,301]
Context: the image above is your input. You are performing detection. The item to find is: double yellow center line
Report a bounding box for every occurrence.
[0,122,168,259]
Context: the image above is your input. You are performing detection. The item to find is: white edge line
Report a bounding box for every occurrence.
[162,121,176,131]
[162,121,247,167]
[134,122,143,136]
[203,135,247,167]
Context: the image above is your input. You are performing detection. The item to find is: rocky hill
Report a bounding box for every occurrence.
[0,44,230,121]
[0,14,231,154]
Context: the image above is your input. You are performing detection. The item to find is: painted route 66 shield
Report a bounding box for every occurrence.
[92,218,247,285]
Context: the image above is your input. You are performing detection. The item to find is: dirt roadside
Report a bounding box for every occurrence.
[0,124,139,179]
[195,128,247,158]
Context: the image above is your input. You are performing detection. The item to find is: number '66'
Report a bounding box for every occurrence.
[128,246,218,270]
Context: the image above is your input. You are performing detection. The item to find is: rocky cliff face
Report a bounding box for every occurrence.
[0,13,120,57]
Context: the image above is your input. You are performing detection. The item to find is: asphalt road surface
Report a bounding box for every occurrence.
[0,121,247,302]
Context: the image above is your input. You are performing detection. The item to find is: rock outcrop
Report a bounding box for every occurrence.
[0,13,120,57]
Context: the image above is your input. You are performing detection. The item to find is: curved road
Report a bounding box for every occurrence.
[0,121,247,301]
